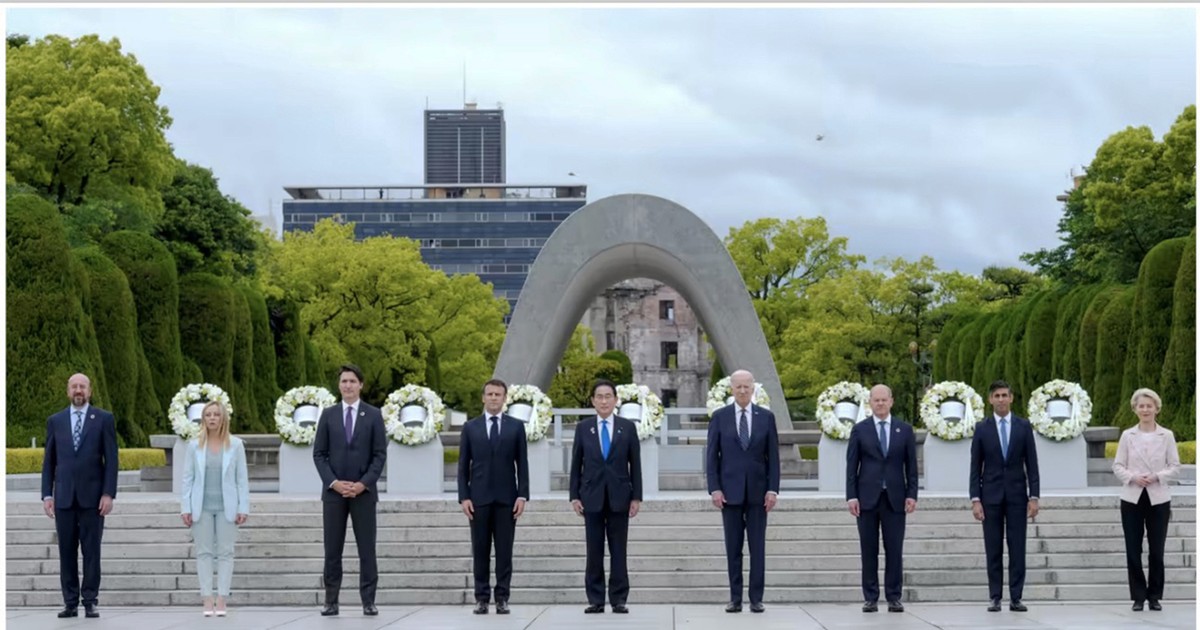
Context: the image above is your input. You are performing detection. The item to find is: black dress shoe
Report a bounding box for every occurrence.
[1009,600,1027,612]
[57,607,78,618]
[84,604,99,618]
[496,600,510,615]
[474,601,489,614]
[988,598,1001,612]
[611,604,629,614]
[1148,600,1162,611]
[887,600,904,613]
[750,602,765,613]
[862,601,877,613]
[584,604,605,614]
[1132,601,1144,611]
[320,603,339,616]
[725,602,742,613]
[363,603,378,616]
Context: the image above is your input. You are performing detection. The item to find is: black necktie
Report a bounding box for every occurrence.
[739,410,750,450]
[489,416,500,448]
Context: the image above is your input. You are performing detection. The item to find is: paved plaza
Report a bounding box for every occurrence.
[6,602,1197,630]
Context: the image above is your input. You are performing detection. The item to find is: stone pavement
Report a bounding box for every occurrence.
[6,602,1196,629]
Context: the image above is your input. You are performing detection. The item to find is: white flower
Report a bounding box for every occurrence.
[168,383,233,440]
[382,385,446,446]
[706,377,771,416]
[615,383,665,441]
[274,386,336,446]
[504,384,554,442]
[920,381,985,441]
[815,381,871,440]
[1027,379,1092,441]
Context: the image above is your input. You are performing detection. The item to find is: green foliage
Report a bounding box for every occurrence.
[1093,288,1136,425]
[1022,288,1065,398]
[229,288,259,432]
[304,339,325,392]
[178,273,236,399]
[981,266,1046,301]
[709,357,726,388]
[70,250,111,417]
[952,317,985,385]
[240,285,281,430]
[971,314,1003,395]
[443,447,460,465]
[1077,285,1123,394]
[1121,237,1188,434]
[599,350,634,385]
[6,34,173,214]
[7,448,166,473]
[932,314,970,381]
[157,160,266,278]
[132,338,165,436]
[6,194,106,446]
[181,358,203,385]
[269,298,308,390]
[1105,441,1195,465]
[1160,231,1195,439]
[1023,105,1196,283]
[549,327,622,408]
[1000,293,1042,410]
[74,246,148,446]
[425,274,509,418]
[1051,285,1103,382]
[100,230,182,411]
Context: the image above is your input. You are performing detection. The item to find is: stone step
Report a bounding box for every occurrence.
[8,582,1197,607]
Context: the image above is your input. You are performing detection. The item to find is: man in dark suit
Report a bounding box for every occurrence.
[313,364,387,617]
[846,384,918,613]
[458,378,530,615]
[969,379,1040,612]
[706,369,780,613]
[41,373,119,619]
[569,379,643,614]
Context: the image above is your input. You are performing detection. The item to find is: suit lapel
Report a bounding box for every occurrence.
[348,406,367,444]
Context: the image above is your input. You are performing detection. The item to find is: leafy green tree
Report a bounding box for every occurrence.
[981,266,1046,300]
[7,194,106,446]
[970,313,1002,395]
[240,285,281,428]
[1093,288,1137,425]
[1022,288,1066,398]
[6,34,173,214]
[599,350,634,384]
[1077,285,1123,395]
[1051,285,1103,382]
[229,288,260,431]
[269,298,308,390]
[178,273,236,401]
[157,160,267,278]
[1160,231,1195,439]
[424,274,509,417]
[549,327,622,409]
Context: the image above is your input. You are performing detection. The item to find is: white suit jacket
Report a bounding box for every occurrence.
[180,435,250,522]
[1112,425,1181,506]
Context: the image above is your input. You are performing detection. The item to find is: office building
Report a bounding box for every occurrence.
[424,104,505,184]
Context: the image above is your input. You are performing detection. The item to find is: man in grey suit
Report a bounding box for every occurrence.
[313,364,387,617]
[41,373,118,619]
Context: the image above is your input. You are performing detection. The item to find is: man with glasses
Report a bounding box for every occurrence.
[569,379,643,614]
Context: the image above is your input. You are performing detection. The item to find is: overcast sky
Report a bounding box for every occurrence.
[7,7,1196,275]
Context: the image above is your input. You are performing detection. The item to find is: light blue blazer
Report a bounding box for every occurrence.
[180,435,250,523]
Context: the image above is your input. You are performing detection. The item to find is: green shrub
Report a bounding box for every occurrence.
[229,288,259,431]
[6,194,106,447]
[269,299,307,390]
[952,317,985,384]
[1093,288,1136,425]
[1160,232,1195,440]
[599,350,634,385]
[7,448,166,474]
[241,286,281,432]
[101,230,182,412]
[444,447,459,465]
[1023,288,1065,399]
[1105,441,1195,465]
[798,445,818,460]
[971,314,1002,395]
[1078,285,1123,394]
[178,273,235,394]
[1052,285,1102,383]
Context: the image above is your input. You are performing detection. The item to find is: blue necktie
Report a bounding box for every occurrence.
[344,407,355,443]
[999,418,1009,460]
[739,410,750,450]
[489,416,500,448]
[72,411,83,451]
[600,419,611,459]
[878,421,888,456]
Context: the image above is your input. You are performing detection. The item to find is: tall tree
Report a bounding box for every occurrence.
[157,159,268,278]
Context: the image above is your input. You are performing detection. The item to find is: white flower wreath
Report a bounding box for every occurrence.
[919,380,985,441]
[706,376,771,416]
[168,383,232,441]
[815,381,871,439]
[1027,379,1092,441]
[504,384,553,442]
[382,384,446,446]
[615,383,665,441]
[274,386,336,446]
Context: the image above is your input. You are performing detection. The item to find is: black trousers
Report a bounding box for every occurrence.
[583,506,630,607]
[470,502,517,602]
[55,505,104,608]
[857,490,905,603]
[1121,490,1171,602]
[720,502,768,605]
[982,501,1028,601]
[322,496,378,606]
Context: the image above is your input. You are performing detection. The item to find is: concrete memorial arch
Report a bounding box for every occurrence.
[495,193,791,429]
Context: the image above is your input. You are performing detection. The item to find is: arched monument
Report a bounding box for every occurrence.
[495,193,791,430]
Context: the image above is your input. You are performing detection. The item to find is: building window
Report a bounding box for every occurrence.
[659,300,675,321]
[606,330,616,351]
[661,342,678,369]
[661,389,677,409]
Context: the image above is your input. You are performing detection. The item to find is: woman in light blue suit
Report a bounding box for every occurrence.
[180,401,249,617]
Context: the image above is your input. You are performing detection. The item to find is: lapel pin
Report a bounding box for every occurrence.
[591,427,596,435]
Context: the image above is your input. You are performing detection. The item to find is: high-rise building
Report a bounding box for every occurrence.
[424,103,505,185]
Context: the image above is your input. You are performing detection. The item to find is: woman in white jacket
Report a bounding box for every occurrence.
[180,401,250,617]
[1112,388,1181,612]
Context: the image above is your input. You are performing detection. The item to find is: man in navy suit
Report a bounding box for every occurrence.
[969,379,1040,612]
[706,369,780,613]
[569,379,643,614]
[846,384,918,613]
[41,373,119,619]
[458,378,530,615]
[313,364,387,617]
